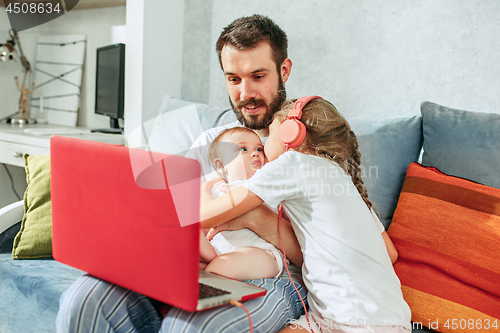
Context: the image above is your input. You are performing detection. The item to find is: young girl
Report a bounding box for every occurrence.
[199,127,289,280]
[200,97,411,332]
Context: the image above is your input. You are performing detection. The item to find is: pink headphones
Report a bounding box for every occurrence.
[278,95,323,148]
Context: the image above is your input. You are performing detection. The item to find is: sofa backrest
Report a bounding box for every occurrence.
[146,96,424,229]
[351,117,423,229]
[420,101,500,190]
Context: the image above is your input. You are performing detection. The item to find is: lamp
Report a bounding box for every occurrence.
[0,29,36,124]
[0,38,17,62]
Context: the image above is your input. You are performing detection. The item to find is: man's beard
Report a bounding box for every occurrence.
[230,79,286,130]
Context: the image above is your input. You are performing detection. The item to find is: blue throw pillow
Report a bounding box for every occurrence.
[421,101,500,190]
[349,116,423,229]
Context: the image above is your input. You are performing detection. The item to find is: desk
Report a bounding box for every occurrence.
[0,123,124,167]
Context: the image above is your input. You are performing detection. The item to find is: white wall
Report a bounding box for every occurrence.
[124,0,184,145]
[2,1,500,207]
[38,5,126,128]
[181,0,213,104]
[7,1,496,142]
[0,9,39,121]
[181,1,500,119]
[0,6,126,128]
[0,10,37,208]
[0,6,125,208]
[0,163,26,209]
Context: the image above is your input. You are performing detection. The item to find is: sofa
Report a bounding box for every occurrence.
[1,95,499,333]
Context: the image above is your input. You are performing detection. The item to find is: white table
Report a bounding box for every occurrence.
[0,123,124,167]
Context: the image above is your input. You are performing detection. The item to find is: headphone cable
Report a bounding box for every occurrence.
[228,299,253,333]
[278,204,316,333]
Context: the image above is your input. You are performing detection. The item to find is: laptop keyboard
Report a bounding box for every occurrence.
[199,283,231,299]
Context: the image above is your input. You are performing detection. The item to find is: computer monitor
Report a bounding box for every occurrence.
[93,43,125,134]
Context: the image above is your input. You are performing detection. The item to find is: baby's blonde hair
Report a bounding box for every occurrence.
[208,127,260,176]
[276,99,372,210]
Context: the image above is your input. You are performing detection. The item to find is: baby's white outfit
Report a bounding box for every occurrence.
[209,179,287,278]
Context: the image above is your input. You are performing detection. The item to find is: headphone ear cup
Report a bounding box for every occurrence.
[279,119,307,148]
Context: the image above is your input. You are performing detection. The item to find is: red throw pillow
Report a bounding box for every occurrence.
[388,162,500,333]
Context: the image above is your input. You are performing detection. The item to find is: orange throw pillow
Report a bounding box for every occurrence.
[388,162,500,333]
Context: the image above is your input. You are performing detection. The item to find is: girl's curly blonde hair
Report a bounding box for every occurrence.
[276,99,372,210]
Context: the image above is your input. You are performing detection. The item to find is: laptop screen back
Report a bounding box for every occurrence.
[51,136,202,311]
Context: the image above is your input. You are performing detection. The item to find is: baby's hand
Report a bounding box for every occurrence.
[206,228,217,241]
[218,184,238,194]
[199,260,208,270]
[199,229,217,264]
[218,184,229,194]
[206,228,216,241]
[202,177,224,194]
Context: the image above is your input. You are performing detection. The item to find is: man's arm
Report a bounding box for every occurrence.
[207,205,303,267]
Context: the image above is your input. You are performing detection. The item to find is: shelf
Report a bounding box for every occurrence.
[0,0,126,10]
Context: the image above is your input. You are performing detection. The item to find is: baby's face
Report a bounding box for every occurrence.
[220,131,265,182]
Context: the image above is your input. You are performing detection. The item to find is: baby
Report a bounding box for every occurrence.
[199,127,286,280]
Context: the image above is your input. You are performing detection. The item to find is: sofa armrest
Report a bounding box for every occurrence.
[0,200,24,235]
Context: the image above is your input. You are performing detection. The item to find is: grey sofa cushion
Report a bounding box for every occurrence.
[349,117,423,229]
[421,101,500,189]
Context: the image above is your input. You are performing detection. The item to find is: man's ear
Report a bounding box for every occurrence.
[280,58,292,84]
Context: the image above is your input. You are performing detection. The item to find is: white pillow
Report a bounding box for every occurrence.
[138,95,235,154]
[147,103,204,156]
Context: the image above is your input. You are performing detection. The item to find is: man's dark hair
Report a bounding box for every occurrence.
[216,14,288,73]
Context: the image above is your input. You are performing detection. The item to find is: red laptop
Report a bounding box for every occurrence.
[51,136,266,312]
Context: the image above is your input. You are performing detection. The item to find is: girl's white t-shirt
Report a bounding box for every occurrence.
[244,151,411,329]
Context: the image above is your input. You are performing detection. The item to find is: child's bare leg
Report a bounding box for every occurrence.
[199,230,218,265]
[205,246,279,280]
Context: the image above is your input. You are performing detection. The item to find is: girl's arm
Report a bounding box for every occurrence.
[382,230,398,264]
[200,181,264,229]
